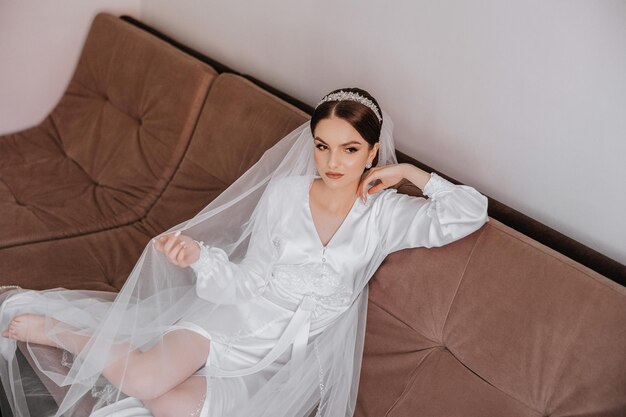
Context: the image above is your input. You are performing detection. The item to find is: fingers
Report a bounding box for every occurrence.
[153,232,179,253]
[176,243,189,267]
[168,241,186,266]
[358,164,406,202]
[368,183,386,194]
[153,236,163,251]
[358,176,369,201]
[163,231,181,254]
[152,231,194,267]
[359,170,381,202]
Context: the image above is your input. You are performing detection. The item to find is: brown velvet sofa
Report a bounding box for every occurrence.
[1,12,625,417]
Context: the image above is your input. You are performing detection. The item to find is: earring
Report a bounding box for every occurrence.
[365,162,372,169]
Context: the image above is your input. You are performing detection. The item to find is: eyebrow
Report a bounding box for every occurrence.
[314,137,363,147]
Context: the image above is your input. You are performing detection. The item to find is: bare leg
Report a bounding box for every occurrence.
[3,314,210,400]
[143,375,208,417]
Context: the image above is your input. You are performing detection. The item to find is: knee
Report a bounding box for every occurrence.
[143,378,207,417]
[121,366,167,400]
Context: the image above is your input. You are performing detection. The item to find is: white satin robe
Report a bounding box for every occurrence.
[178,172,489,416]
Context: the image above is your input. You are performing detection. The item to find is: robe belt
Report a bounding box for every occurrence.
[195,295,316,378]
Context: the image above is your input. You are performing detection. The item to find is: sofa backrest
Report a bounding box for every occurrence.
[357,216,626,416]
[88,72,310,290]
[137,72,311,237]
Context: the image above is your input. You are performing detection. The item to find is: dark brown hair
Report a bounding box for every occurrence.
[310,88,382,167]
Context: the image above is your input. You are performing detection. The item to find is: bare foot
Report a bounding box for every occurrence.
[2,314,60,348]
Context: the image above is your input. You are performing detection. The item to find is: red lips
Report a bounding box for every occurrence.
[325,172,344,179]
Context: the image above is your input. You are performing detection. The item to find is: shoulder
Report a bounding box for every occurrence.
[369,186,399,206]
[368,186,424,215]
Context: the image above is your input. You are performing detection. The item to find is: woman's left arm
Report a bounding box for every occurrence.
[360,163,489,254]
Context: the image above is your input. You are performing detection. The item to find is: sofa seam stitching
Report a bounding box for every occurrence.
[446,348,544,415]
[441,226,487,335]
[367,298,438,345]
[542,295,597,415]
[383,348,438,417]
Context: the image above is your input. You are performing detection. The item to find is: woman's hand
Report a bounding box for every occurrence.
[153,231,201,268]
[357,163,409,203]
[357,163,432,202]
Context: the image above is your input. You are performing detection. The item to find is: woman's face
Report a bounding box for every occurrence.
[313,116,379,190]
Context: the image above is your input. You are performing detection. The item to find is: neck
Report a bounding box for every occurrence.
[313,175,361,212]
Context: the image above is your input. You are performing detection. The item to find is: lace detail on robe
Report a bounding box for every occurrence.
[271,264,352,319]
[423,171,458,198]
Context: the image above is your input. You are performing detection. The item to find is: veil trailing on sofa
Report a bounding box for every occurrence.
[0,109,397,417]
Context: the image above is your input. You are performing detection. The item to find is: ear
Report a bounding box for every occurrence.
[368,142,380,162]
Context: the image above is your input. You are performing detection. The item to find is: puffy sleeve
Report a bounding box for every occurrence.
[188,182,277,304]
[377,172,489,254]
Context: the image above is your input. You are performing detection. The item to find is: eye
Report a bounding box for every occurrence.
[346,147,359,153]
[315,143,327,151]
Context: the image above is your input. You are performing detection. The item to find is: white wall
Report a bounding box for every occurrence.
[139,0,626,264]
[0,0,141,133]
[1,1,624,265]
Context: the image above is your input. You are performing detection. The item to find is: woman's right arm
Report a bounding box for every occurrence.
[188,234,271,304]
[155,182,277,304]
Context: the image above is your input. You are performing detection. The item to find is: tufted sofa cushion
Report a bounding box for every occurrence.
[0,12,216,249]
[0,12,216,290]
[356,217,626,416]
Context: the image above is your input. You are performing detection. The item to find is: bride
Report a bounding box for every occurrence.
[0,88,488,417]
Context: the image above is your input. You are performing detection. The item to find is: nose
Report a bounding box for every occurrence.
[328,148,340,169]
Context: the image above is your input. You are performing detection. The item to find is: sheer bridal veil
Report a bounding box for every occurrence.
[0,105,397,417]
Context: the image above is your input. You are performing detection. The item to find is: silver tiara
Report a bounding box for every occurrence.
[317,90,383,123]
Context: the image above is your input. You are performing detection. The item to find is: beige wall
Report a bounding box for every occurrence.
[1,1,625,264]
